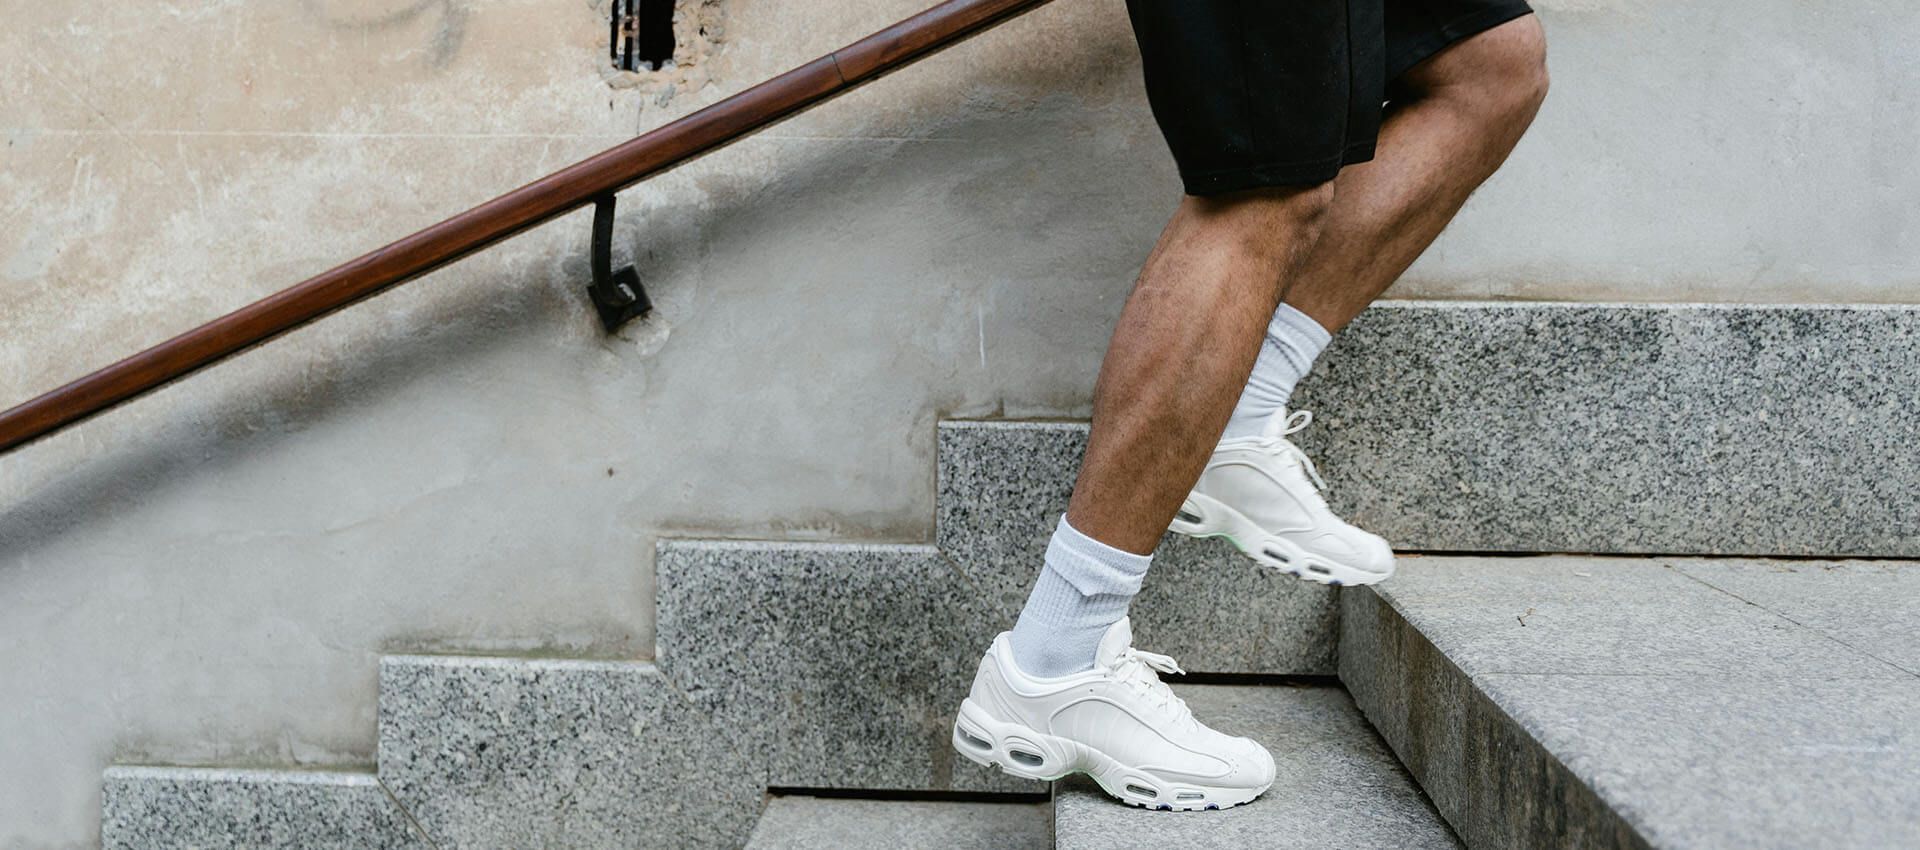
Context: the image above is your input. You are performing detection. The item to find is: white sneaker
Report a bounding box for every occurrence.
[951,618,1274,811]
[1171,410,1395,586]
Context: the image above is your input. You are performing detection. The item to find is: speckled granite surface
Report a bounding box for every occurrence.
[104,302,1920,846]
[936,422,1339,675]
[744,795,1050,849]
[1341,556,1920,850]
[1054,684,1459,850]
[946,304,1920,559]
[376,655,763,849]
[655,540,1038,793]
[101,767,429,850]
[1293,302,1920,556]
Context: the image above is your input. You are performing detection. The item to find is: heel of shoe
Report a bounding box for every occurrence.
[1169,495,1214,537]
[952,699,1075,782]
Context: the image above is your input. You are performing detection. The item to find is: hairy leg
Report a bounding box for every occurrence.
[1284,15,1551,331]
[1065,184,1337,554]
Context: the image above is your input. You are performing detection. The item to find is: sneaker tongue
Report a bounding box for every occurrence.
[1094,617,1134,669]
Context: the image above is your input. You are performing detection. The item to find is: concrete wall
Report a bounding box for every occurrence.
[0,0,1913,845]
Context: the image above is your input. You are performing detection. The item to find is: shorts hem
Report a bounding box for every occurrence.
[1387,3,1535,81]
[1179,143,1376,196]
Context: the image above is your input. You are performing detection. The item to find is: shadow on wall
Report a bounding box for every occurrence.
[0,42,1150,569]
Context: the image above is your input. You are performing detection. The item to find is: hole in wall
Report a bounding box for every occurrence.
[611,0,676,71]
[600,0,724,96]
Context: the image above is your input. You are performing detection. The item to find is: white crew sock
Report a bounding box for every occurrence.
[1007,516,1154,677]
[1222,303,1332,440]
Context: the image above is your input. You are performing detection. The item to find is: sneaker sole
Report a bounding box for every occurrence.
[1169,491,1394,587]
[950,698,1269,812]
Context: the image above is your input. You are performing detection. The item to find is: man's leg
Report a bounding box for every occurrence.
[1186,16,1550,587]
[1068,186,1337,554]
[1286,16,1550,332]
[1228,17,1550,442]
[1002,184,1335,677]
[952,185,1329,809]
[954,1,1432,813]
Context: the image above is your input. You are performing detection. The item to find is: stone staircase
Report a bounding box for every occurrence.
[100,303,1920,849]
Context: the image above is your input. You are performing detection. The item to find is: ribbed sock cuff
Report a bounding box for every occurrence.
[1043,515,1153,598]
[1222,303,1334,440]
[1007,516,1155,677]
[1271,302,1332,353]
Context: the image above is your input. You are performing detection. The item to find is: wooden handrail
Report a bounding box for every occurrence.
[0,0,1055,454]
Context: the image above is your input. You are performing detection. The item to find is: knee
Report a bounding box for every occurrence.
[1406,16,1550,126]
[1195,181,1337,232]
[1253,181,1338,236]
[1281,181,1338,245]
[1499,20,1551,118]
[1188,181,1338,259]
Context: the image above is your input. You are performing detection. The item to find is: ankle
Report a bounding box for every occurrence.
[1006,517,1153,677]
[1222,303,1331,439]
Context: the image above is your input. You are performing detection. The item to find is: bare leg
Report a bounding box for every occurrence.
[1057,18,1548,558]
[1285,16,1551,331]
[1064,184,1337,555]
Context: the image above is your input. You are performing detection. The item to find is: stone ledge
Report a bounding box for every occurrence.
[1341,556,1920,850]
[936,422,1339,675]
[655,539,1038,794]
[948,302,1920,558]
[1299,302,1920,556]
[376,655,764,849]
[101,766,430,850]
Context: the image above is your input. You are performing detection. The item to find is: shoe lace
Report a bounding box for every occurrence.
[1258,409,1327,491]
[1111,646,1194,726]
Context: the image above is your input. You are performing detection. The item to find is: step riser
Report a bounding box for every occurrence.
[101,768,430,850]
[938,422,1338,674]
[950,303,1920,558]
[376,656,763,849]
[1301,303,1920,556]
[655,541,1038,794]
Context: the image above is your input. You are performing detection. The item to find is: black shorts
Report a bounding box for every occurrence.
[1126,0,1534,195]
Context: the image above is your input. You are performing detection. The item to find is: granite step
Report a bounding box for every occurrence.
[1340,555,1920,850]
[1052,683,1459,850]
[744,794,1050,849]
[98,303,1920,847]
[376,655,765,849]
[937,422,1337,675]
[101,767,431,850]
[654,540,1037,797]
[947,303,1920,559]
[652,536,1332,803]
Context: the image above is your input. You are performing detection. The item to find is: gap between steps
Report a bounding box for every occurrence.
[765,786,1050,804]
